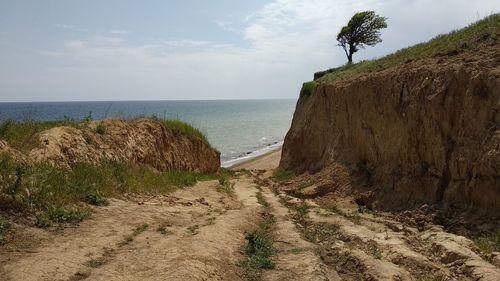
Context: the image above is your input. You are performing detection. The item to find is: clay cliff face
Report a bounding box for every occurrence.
[2,118,220,174]
[280,46,499,210]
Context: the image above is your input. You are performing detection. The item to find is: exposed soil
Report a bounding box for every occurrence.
[1,150,499,280]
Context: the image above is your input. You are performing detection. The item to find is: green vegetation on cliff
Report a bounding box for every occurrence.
[307,13,499,91]
[0,116,210,152]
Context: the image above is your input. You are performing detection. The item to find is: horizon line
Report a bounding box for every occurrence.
[0,97,298,104]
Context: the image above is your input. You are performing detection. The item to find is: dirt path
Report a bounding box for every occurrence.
[1,179,262,281]
[1,150,499,280]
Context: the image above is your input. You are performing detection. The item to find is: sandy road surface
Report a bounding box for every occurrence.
[1,150,499,280]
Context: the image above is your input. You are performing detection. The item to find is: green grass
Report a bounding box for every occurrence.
[243,188,275,280]
[216,174,235,195]
[119,224,149,246]
[271,168,294,182]
[242,214,276,281]
[299,81,317,97]
[297,179,315,192]
[290,200,310,224]
[36,206,90,227]
[0,116,211,152]
[0,216,11,245]
[473,231,500,254]
[308,14,500,93]
[0,118,82,152]
[152,117,210,145]
[256,192,269,208]
[0,153,216,227]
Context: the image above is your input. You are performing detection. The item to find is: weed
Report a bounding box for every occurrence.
[0,216,11,245]
[95,123,106,135]
[119,224,149,246]
[242,211,275,281]
[367,241,382,259]
[346,212,361,225]
[473,231,500,254]
[85,247,114,268]
[205,216,216,226]
[271,168,294,182]
[186,224,199,235]
[236,168,252,177]
[289,248,305,254]
[216,175,235,195]
[433,212,460,230]
[242,230,275,280]
[323,204,346,216]
[256,192,269,208]
[219,167,235,178]
[86,256,106,268]
[290,200,310,224]
[157,223,173,235]
[133,223,149,235]
[36,206,90,227]
[83,192,109,206]
[303,223,339,243]
[422,274,446,281]
[297,179,315,192]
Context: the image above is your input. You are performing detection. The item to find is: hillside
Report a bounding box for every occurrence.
[281,14,500,210]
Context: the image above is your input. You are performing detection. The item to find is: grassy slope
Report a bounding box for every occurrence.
[0,117,215,228]
[302,14,499,97]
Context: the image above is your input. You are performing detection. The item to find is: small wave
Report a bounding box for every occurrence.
[221,141,283,168]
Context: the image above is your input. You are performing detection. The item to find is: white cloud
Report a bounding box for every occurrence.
[214,20,241,33]
[25,0,500,101]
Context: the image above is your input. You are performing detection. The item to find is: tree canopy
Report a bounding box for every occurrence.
[337,11,387,63]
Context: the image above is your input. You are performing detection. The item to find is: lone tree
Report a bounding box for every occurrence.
[337,11,387,63]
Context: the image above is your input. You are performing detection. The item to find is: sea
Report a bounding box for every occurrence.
[0,99,297,167]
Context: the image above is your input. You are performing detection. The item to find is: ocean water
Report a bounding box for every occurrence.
[0,99,297,166]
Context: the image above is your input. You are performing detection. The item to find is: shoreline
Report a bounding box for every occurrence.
[229,148,282,170]
[221,141,283,168]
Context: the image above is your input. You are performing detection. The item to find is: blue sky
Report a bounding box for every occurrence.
[0,0,499,102]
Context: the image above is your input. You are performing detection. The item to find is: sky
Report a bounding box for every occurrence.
[0,0,498,102]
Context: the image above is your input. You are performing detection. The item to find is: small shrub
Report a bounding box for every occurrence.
[83,192,109,206]
[323,204,346,216]
[95,123,106,135]
[36,206,90,227]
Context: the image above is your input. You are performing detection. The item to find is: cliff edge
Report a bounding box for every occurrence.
[0,118,220,174]
[281,15,500,210]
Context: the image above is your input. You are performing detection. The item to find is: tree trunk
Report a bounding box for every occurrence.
[348,44,354,63]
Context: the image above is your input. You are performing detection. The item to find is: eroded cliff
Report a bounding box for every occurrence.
[1,118,220,173]
[281,44,499,210]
